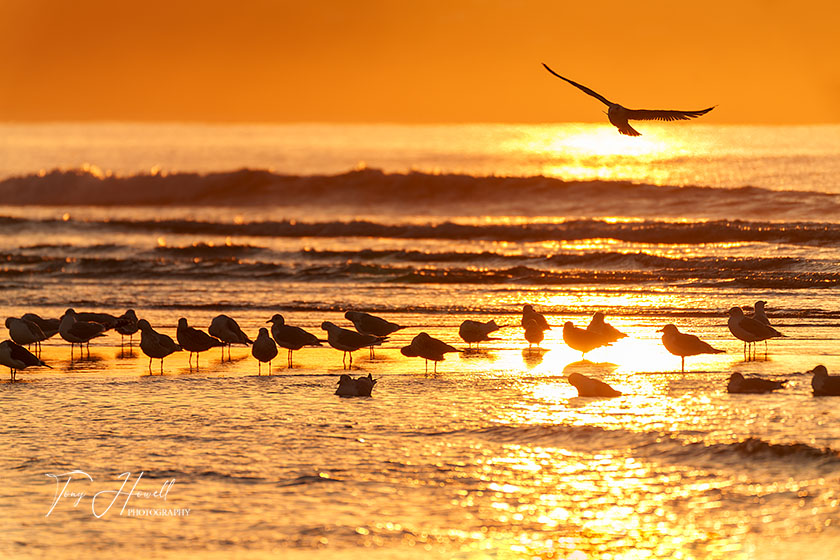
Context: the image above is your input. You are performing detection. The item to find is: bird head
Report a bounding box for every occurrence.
[809,365,828,378]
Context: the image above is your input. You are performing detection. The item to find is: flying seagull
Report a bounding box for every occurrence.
[542,63,714,136]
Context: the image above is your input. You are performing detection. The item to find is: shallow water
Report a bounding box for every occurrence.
[2,309,840,559]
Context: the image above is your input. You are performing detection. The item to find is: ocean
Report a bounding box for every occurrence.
[1,123,839,559]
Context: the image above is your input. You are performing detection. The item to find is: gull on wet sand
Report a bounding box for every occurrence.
[321,321,382,369]
[0,339,51,381]
[750,301,771,325]
[542,63,714,136]
[586,312,627,346]
[177,318,224,369]
[521,305,550,331]
[252,327,278,375]
[749,300,777,354]
[658,324,724,372]
[344,311,403,336]
[563,321,607,358]
[344,311,401,358]
[727,307,784,360]
[568,372,622,398]
[810,365,840,396]
[335,373,376,397]
[459,319,501,349]
[268,314,322,368]
[400,332,458,374]
[59,309,107,358]
[138,319,181,374]
[727,372,786,394]
[209,314,253,361]
[115,309,140,346]
[5,317,48,353]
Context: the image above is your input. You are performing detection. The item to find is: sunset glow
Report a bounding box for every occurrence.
[3,1,840,559]
[2,1,839,124]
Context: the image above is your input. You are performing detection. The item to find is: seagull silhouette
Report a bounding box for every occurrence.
[542,63,714,136]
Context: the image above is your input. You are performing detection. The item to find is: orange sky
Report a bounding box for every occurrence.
[1,0,838,123]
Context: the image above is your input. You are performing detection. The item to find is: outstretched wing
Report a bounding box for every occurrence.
[542,63,613,107]
[625,107,715,122]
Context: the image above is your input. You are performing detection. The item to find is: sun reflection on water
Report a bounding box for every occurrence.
[510,124,689,184]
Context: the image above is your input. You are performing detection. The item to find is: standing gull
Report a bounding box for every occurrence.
[177,318,224,369]
[138,319,181,374]
[115,309,140,348]
[750,301,771,325]
[321,321,382,369]
[521,305,551,331]
[344,311,402,358]
[750,300,776,354]
[658,324,724,372]
[5,317,48,355]
[59,308,106,359]
[542,63,714,136]
[208,314,252,362]
[727,307,784,360]
[586,312,627,346]
[563,321,608,358]
[400,332,458,374]
[459,319,501,349]
[267,314,322,368]
[0,340,51,382]
[251,327,278,375]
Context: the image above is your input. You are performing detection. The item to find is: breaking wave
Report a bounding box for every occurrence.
[5,214,840,246]
[2,167,840,220]
[2,248,838,289]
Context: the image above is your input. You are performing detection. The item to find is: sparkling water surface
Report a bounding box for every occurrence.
[1,123,839,559]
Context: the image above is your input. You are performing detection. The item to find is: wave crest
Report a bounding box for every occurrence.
[2,167,839,220]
